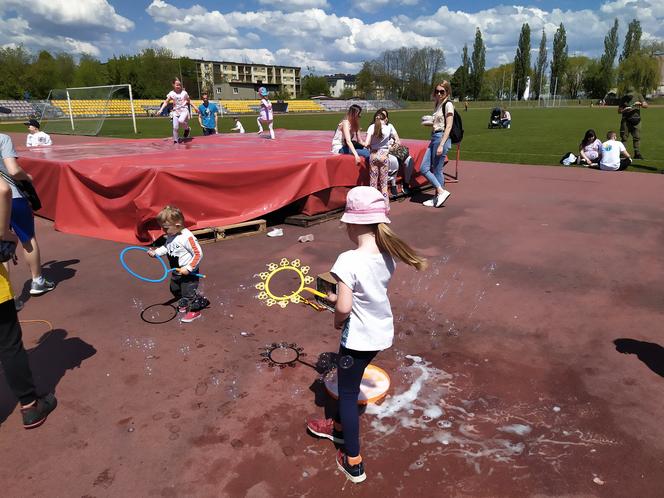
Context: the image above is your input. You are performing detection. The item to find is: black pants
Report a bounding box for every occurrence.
[169,272,200,310]
[334,345,379,457]
[618,158,631,171]
[0,299,37,405]
[202,128,216,136]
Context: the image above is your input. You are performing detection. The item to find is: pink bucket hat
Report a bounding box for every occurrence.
[340,186,391,225]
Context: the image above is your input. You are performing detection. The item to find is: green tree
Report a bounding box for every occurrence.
[599,19,619,96]
[107,54,141,95]
[301,75,330,98]
[550,23,568,96]
[0,45,31,99]
[533,29,547,99]
[54,53,76,89]
[73,54,109,87]
[178,57,198,98]
[340,87,355,99]
[617,51,659,96]
[564,56,592,99]
[513,23,531,99]
[469,28,486,100]
[355,61,375,98]
[620,19,642,62]
[582,59,605,99]
[27,51,59,99]
[459,45,470,99]
[481,64,512,100]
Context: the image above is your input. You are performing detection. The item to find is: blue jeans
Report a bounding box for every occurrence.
[334,345,379,457]
[341,144,370,158]
[420,131,451,189]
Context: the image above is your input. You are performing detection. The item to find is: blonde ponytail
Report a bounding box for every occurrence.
[375,223,427,270]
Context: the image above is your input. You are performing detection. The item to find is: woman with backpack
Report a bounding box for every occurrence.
[420,81,454,208]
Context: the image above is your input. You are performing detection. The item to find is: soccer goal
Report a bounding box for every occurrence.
[36,84,137,136]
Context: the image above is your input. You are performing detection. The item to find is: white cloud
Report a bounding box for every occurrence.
[2,0,134,31]
[146,0,237,36]
[144,1,437,70]
[356,0,418,14]
[0,13,101,56]
[398,2,664,68]
[0,0,133,57]
[258,0,329,12]
[4,0,664,74]
[143,30,243,54]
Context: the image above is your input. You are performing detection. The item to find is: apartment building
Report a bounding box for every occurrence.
[196,60,301,99]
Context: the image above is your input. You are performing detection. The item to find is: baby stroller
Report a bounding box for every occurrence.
[488,107,502,128]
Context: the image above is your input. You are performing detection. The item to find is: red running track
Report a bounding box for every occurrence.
[16,130,429,243]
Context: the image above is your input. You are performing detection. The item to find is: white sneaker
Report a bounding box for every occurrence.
[423,197,436,207]
[435,190,451,207]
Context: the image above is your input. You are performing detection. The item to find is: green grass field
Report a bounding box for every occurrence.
[1,106,662,172]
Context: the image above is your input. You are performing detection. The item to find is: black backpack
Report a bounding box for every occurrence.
[445,101,464,144]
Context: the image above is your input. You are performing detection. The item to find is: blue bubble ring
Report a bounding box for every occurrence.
[119,246,169,283]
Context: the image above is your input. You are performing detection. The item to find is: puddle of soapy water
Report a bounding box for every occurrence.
[365,355,616,476]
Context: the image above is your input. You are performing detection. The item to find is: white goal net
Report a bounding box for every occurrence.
[36,84,137,136]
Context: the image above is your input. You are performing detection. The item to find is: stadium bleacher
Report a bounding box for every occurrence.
[0,100,39,118]
[316,99,401,112]
[0,98,397,119]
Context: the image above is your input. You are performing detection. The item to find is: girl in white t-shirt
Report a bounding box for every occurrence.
[362,110,397,203]
[306,186,426,484]
[256,87,275,139]
[158,78,191,144]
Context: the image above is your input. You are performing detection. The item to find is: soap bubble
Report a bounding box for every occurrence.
[339,355,354,369]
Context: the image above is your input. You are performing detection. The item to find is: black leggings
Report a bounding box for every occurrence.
[0,299,37,405]
[334,345,379,457]
[169,272,200,309]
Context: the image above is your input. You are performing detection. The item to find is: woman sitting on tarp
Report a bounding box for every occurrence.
[331,104,369,165]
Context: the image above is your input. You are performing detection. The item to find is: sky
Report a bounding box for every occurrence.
[0,0,662,74]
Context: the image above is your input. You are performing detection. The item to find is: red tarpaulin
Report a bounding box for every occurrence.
[17,130,430,243]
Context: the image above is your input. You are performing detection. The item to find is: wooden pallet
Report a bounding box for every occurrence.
[192,219,266,244]
[284,208,345,228]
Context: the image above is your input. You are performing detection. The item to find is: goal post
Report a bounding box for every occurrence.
[37,84,137,136]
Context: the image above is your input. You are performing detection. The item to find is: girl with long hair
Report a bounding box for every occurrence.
[331,104,369,164]
[420,80,454,208]
[578,129,602,166]
[362,109,397,202]
[306,186,426,484]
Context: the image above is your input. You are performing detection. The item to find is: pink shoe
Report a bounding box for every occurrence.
[181,311,201,323]
[306,417,344,444]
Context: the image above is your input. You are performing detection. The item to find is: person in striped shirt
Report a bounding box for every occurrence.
[148,205,208,323]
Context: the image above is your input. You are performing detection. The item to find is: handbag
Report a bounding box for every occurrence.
[389,143,410,163]
[0,171,42,211]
